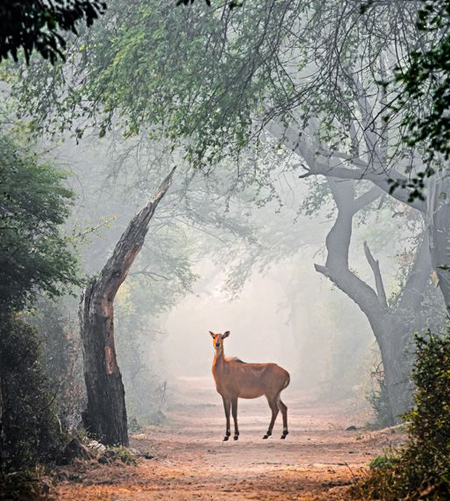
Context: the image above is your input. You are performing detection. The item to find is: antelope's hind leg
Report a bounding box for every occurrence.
[222,396,231,441]
[263,396,279,439]
[231,397,239,440]
[277,396,289,439]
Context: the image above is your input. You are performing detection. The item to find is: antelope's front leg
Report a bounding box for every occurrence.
[222,396,231,441]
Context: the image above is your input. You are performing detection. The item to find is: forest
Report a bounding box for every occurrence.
[1,0,450,500]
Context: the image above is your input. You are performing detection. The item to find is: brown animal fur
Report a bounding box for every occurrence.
[210,331,290,441]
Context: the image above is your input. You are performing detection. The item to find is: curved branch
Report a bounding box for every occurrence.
[266,119,426,213]
[315,179,389,323]
[364,241,388,308]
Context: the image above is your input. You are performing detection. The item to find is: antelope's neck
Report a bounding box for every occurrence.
[212,349,225,373]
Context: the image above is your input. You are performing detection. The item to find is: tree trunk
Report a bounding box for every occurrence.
[429,179,450,311]
[267,117,441,419]
[371,316,413,420]
[0,376,4,471]
[314,179,430,421]
[79,168,175,446]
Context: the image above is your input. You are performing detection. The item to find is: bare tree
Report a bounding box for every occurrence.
[79,168,175,445]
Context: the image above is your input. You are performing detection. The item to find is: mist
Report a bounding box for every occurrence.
[1,1,449,500]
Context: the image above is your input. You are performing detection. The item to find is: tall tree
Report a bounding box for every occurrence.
[79,168,175,446]
[0,133,79,312]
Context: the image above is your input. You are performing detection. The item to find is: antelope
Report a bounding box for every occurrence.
[210,330,290,441]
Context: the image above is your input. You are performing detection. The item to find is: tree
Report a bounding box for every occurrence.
[79,168,175,446]
[388,0,450,194]
[0,131,80,473]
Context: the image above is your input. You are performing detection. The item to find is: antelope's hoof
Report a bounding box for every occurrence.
[234,435,239,441]
[263,432,271,439]
[281,431,289,439]
[223,435,229,441]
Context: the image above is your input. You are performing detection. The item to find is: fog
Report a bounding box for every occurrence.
[5,4,450,500]
[53,135,410,408]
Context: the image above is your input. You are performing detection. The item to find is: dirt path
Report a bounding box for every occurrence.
[55,377,405,501]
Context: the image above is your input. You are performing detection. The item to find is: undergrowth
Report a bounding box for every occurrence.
[356,331,450,500]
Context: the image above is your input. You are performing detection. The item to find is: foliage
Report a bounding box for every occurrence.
[359,331,450,500]
[30,299,85,432]
[369,454,397,470]
[107,446,138,465]
[0,132,80,312]
[0,0,106,64]
[0,130,82,496]
[14,0,423,172]
[388,0,450,198]
[0,315,64,470]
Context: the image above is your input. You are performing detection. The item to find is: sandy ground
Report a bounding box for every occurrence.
[54,376,405,501]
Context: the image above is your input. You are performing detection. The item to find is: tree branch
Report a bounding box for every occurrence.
[364,241,388,308]
[99,167,176,301]
[314,263,383,318]
[353,186,383,212]
[314,179,388,322]
[266,119,426,213]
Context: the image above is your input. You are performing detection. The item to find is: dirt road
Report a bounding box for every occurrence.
[55,376,405,501]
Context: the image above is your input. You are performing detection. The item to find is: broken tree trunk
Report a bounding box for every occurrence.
[79,168,175,446]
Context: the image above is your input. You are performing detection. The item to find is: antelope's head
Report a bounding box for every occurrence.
[209,331,230,353]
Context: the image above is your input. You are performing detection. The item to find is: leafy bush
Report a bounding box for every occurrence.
[0,315,65,470]
[0,132,82,498]
[0,465,52,501]
[358,331,450,500]
[108,446,137,465]
[0,132,80,312]
[31,299,85,433]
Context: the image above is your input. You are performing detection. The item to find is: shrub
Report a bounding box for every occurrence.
[0,314,64,470]
[30,299,85,433]
[0,132,80,313]
[358,331,450,500]
[0,467,51,501]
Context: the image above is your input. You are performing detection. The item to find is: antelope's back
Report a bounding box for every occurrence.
[229,360,290,398]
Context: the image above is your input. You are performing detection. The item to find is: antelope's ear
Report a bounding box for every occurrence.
[222,331,230,339]
[209,331,215,338]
